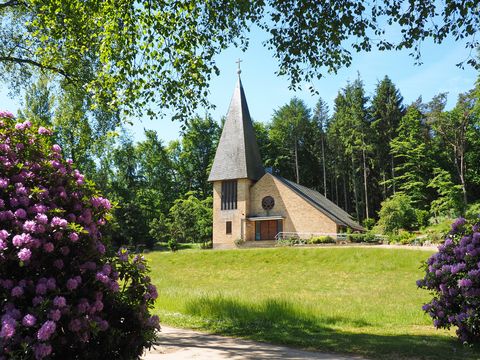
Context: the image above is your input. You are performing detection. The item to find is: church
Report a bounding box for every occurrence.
[208,70,363,249]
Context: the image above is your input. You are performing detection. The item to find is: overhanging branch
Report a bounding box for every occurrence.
[0,0,24,9]
[0,55,75,82]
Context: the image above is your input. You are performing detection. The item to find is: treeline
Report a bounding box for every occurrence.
[16,73,480,246]
[259,75,480,230]
[95,120,220,248]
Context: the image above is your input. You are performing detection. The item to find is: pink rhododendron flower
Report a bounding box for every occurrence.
[69,232,79,242]
[51,217,67,228]
[0,315,16,338]
[17,248,32,261]
[22,314,36,327]
[0,110,14,118]
[37,127,52,135]
[0,229,9,241]
[11,286,24,297]
[34,343,52,359]
[14,208,27,219]
[53,296,66,308]
[37,320,56,341]
[52,144,62,153]
[43,242,54,253]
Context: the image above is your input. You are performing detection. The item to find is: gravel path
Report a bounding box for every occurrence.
[143,326,366,360]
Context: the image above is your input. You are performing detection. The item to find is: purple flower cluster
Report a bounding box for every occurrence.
[0,111,14,119]
[0,112,159,358]
[417,216,480,343]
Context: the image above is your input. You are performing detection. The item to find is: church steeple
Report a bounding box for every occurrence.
[208,70,265,182]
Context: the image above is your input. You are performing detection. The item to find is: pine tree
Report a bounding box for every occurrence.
[312,98,330,196]
[370,76,405,199]
[390,105,432,208]
[328,77,372,220]
[269,98,312,184]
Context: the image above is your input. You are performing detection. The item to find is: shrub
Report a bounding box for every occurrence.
[276,236,305,247]
[378,193,416,234]
[466,202,480,222]
[362,218,376,230]
[308,236,335,244]
[200,240,212,249]
[417,216,480,343]
[0,113,159,359]
[363,232,377,243]
[387,230,417,245]
[167,238,178,252]
[168,193,212,244]
[415,209,430,228]
[349,233,365,243]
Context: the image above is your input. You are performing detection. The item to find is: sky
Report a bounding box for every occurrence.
[0,26,478,144]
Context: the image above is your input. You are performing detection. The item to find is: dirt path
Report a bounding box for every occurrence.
[143,326,366,360]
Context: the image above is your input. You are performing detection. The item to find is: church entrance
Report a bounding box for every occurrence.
[255,219,283,240]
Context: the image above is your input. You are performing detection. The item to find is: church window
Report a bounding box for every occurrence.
[261,196,275,210]
[226,221,232,234]
[221,180,237,210]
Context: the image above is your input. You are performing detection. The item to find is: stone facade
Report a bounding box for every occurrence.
[212,174,339,248]
[246,174,338,241]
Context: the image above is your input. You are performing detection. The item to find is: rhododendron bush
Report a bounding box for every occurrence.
[417,216,480,344]
[0,111,159,359]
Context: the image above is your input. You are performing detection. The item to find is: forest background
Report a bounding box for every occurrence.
[15,71,480,248]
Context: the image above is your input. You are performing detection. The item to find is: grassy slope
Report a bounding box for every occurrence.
[146,247,480,360]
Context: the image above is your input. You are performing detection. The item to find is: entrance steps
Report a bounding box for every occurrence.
[240,240,276,248]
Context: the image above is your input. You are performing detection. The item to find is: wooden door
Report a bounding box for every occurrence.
[260,220,277,240]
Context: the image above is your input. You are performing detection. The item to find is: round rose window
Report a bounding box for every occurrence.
[262,196,275,210]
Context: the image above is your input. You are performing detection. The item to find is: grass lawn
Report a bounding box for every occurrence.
[146,247,480,360]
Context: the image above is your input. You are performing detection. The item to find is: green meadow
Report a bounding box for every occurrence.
[147,247,480,360]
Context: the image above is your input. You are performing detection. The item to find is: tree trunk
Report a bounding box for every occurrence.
[352,155,360,221]
[382,172,387,200]
[321,135,327,197]
[390,155,396,194]
[453,145,468,206]
[335,170,339,205]
[343,174,348,213]
[330,166,335,201]
[294,138,300,184]
[460,152,467,205]
[362,147,369,219]
[69,132,76,164]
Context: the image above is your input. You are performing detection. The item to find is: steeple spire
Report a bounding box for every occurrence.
[208,67,265,182]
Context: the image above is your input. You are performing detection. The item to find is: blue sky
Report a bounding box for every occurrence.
[0,26,477,144]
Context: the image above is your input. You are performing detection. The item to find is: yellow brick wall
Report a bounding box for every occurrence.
[212,179,252,248]
[247,174,337,240]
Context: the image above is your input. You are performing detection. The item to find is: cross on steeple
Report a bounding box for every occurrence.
[236,58,242,75]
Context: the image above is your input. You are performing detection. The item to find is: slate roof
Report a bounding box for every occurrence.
[208,75,265,182]
[274,175,365,231]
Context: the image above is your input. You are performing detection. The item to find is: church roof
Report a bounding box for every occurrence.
[208,75,265,182]
[274,175,365,231]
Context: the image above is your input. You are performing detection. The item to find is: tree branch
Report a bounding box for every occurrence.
[0,0,23,9]
[0,55,75,82]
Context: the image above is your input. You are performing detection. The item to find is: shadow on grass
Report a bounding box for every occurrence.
[184,296,480,360]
